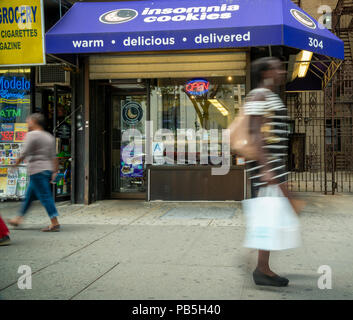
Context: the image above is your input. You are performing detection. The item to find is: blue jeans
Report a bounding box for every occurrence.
[20,170,59,219]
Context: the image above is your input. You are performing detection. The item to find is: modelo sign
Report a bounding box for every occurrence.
[0,76,31,91]
[0,76,30,101]
[185,79,210,96]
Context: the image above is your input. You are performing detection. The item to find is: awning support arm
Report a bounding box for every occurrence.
[313,56,330,69]
[310,63,326,75]
[308,68,323,80]
[47,54,79,72]
[322,58,342,89]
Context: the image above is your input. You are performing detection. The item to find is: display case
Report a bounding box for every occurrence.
[0,68,31,201]
[0,129,29,201]
[55,156,71,199]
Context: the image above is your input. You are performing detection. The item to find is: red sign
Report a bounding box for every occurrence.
[1,131,14,142]
[15,131,27,142]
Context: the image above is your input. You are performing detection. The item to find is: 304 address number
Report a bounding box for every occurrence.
[309,37,324,49]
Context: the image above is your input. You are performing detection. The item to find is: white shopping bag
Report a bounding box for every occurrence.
[242,185,301,251]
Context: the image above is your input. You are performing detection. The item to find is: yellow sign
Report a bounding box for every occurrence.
[0,0,45,66]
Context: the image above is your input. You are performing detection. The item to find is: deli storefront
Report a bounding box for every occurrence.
[45,0,344,204]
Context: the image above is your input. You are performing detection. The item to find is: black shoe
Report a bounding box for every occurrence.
[0,235,11,246]
[253,268,289,287]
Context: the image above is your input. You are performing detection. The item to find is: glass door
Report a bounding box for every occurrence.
[111,94,147,198]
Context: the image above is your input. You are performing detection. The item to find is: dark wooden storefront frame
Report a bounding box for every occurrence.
[85,77,248,202]
[149,166,246,201]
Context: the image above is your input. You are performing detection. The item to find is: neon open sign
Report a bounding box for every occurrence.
[185,79,210,96]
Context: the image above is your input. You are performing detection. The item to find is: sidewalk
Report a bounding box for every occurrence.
[0,194,352,300]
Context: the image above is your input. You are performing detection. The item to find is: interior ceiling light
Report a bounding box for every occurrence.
[297,50,313,78]
[112,84,145,89]
[208,99,229,116]
[0,68,31,73]
[288,54,297,82]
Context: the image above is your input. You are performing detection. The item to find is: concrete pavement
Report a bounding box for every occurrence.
[0,194,352,300]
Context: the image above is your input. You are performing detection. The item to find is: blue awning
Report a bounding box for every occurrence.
[45,0,344,60]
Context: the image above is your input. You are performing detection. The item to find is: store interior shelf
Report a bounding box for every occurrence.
[0,165,27,167]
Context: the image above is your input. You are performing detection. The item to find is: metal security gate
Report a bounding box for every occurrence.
[324,62,353,194]
[286,62,353,194]
[287,91,326,193]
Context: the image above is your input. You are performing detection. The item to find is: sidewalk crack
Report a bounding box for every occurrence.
[68,262,120,300]
[0,226,123,292]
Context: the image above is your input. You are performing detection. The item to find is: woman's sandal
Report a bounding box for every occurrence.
[41,225,60,232]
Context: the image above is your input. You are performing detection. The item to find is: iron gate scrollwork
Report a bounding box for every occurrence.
[286,62,353,194]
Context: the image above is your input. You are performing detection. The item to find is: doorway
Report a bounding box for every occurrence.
[40,85,72,202]
[108,83,147,199]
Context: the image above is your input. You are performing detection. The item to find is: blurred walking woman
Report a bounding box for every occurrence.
[244,57,290,286]
[8,113,60,232]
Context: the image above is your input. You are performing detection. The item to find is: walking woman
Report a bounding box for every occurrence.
[244,57,291,286]
[8,113,60,232]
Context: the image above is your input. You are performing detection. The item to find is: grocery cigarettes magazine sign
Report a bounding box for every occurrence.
[0,0,45,66]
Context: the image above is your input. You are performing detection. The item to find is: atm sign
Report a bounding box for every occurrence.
[185,79,210,96]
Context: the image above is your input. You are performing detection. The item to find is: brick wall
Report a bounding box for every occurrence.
[298,0,339,20]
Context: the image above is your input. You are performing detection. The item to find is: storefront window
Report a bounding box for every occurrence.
[0,68,31,199]
[150,77,245,165]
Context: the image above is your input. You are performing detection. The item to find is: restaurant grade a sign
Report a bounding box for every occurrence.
[0,0,45,66]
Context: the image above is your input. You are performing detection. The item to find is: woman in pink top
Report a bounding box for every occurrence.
[8,113,60,232]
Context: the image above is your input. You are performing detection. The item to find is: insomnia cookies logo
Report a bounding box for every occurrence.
[290,9,316,29]
[122,101,143,125]
[99,9,138,24]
